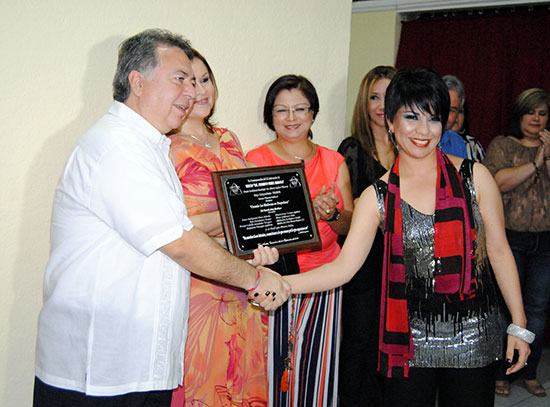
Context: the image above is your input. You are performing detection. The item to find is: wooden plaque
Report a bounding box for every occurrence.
[212,163,321,259]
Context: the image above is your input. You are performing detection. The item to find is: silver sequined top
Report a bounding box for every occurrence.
[375,160,502,368]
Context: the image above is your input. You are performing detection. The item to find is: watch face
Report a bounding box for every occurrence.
[329,209,341,222]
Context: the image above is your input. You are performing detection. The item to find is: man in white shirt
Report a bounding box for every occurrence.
[33,28,290,407]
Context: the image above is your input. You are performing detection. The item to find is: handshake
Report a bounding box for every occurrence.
[245,245,292,311]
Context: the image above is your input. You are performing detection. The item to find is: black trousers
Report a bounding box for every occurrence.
[383,363,497,407]
[33,377,172,407]
[338,288,383,407]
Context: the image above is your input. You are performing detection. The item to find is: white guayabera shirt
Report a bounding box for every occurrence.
[35,102,193,396]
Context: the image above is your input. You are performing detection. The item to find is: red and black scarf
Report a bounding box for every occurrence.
[378,149,476,378]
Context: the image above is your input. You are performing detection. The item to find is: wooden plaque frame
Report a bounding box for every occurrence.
[212,163,321,259]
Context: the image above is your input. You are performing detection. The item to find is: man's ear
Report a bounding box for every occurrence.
[128,70,145,97]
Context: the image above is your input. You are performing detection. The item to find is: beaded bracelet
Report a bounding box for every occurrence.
[506,323,535,344]
[247,267,261,292]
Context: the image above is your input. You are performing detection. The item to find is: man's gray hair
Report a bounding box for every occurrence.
[113,28,193,102]
[442,74,465,109]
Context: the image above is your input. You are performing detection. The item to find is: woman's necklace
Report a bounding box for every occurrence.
[183,132,212,149]
[277,139,314,162]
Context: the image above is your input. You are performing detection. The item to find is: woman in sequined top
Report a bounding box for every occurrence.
[281,68,530,407]
[483,88,550,398]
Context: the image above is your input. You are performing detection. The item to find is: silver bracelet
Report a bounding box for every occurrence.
[506,323,535,344]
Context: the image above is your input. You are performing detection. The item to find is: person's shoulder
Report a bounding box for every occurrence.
[81,106,163,164]
[317,144,345,163]
[487,135,513,149]
[214,126,235,137]
[493,135,508,141]
[440,130,468,157]
[79,112,125,157]
[338,137,367,161]
[245,143,272,163]
[317,144,342,156]
[357,182,382,209]
[472,160,491,175]
[246,143,269,155]
[215,126,239,142]
[490,135,509,143]
[337,136,361,151]
[471,161,497,195]
[369,176,388,207]
[443,129,464,143]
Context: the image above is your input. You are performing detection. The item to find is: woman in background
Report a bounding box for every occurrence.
[277,68,531,407]
[337,65,396,407]
[246,74,353,407]
[484,88,550,398]
[450,100,485,162]
[168,49,276,407]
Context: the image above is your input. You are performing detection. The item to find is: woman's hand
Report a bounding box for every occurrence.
[539,129,550,158]
[505,334,532,375]
[247,266,290,311]
[313,182,340,221]
[534,143,545,168]
[247,244,279,267]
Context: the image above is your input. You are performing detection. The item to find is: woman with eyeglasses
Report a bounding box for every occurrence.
[168,49,279,407]
[274,68,530,407]
[246,74,354,407]
[449,101,486,162]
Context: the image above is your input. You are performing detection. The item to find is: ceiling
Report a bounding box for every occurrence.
[352,0,550,13]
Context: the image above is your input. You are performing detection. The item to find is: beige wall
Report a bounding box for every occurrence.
[0,1,351,404]
[345,11,400,137]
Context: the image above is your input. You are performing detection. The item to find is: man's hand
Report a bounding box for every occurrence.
[248,266,291,311]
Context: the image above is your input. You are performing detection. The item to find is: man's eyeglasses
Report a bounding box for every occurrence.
[273,105,311,119]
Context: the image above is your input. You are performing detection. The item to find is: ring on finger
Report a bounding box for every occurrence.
[326,209,330,215]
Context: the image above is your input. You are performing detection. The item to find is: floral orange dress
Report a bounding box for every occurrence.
[169,128,268,407]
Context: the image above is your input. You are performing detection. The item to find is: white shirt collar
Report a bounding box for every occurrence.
[110,101,172,148]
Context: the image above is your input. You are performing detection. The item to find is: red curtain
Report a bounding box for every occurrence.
[396,10,550,148]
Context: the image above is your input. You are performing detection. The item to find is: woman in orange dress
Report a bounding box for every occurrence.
[169,49,275,407]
